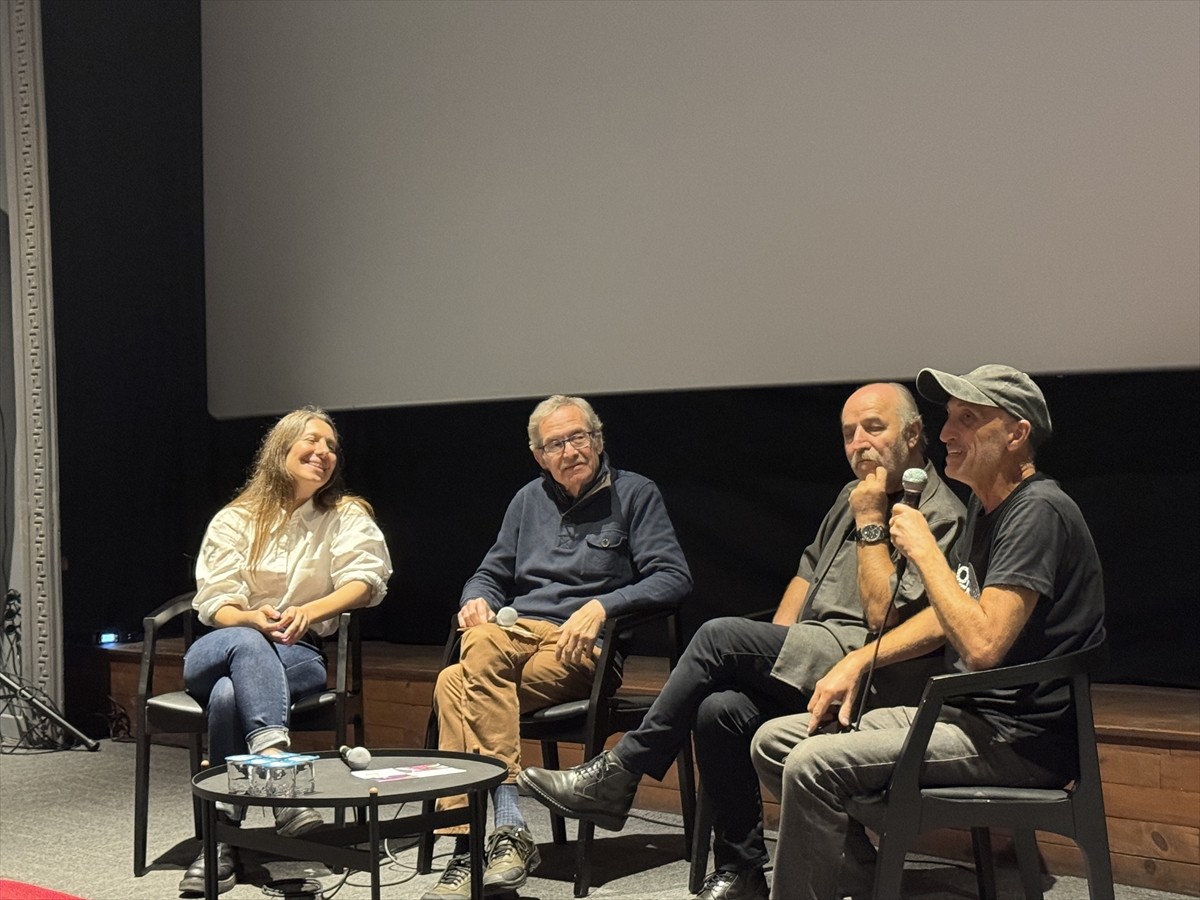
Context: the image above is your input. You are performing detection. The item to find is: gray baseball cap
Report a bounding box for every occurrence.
[916,364,1052,447]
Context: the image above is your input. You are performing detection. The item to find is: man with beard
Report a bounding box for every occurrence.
[750,365,1106,900]
[519,383,966,900]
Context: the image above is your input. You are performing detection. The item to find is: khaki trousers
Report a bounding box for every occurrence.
[433,618,597,830]
[751,706,1063,900]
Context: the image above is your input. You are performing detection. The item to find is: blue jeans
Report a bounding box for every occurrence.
[183,626,327,766]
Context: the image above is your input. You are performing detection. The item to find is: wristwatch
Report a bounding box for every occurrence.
[856,523,888,545]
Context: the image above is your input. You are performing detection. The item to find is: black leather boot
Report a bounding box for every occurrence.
[517,750,640,831]
[178,842,236,895]
[695,867,770,900]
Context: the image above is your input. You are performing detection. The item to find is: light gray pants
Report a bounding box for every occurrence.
[751,706,1062,900]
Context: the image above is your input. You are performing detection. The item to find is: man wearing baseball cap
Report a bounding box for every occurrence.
[519,383,965,900]
[751,364,1106,900]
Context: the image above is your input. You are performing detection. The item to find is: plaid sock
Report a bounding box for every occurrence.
[492,783,526,830]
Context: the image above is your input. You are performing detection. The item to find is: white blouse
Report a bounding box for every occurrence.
[193,497,392,638]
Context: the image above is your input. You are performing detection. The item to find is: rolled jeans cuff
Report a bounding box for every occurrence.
[248,727,289,755]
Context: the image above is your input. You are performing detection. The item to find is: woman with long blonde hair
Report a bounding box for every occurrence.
[179,407,392,895]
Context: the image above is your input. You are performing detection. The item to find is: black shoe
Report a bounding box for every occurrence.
[483,825,541,894]
[178,842,236,896]
[695,867,770,900]
[516,750,639,831]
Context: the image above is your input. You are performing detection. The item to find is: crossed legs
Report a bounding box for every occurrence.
[183,626,327,764]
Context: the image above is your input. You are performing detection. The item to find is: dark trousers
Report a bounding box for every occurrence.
[613,617,809,872]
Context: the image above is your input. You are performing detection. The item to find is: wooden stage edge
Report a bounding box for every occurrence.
[103,640,1200,897]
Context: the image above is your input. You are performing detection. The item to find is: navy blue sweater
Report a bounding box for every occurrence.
[460,460,692,623]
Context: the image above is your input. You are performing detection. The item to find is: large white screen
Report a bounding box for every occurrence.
[202,0,1199,419]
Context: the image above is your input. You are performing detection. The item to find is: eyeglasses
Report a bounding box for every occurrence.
[538,431,597,456]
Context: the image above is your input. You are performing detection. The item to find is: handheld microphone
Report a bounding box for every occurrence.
[853,468,929,733]
[901,467,928,508]
[339,745,371,770]
[893,467,929,579]
[495,607,519,628]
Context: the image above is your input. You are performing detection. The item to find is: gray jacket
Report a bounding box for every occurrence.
[770,461,966,697]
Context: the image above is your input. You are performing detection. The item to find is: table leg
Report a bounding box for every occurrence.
[468,789,486,900]
[368,790,382,900]
[201,798,218,900]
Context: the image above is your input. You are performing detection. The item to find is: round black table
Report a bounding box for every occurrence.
[191,748,507,899]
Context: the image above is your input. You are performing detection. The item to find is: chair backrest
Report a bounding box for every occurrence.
[886,639,1109,802]
[1070,647,1105,790]
[843,639,1113,900]
[327,608,364,739]
[137,590,198,712]
[344,608,364,695]
[592,605,682,703]
[138,593,364,735]
[585,615,626,708]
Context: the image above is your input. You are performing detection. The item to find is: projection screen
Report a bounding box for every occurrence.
[201,0,1199,419]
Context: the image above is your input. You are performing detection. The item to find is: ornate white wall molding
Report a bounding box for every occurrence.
[2,0,64,705]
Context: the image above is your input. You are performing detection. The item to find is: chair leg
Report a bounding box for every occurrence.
[689,783,715,894]
[133,730,151,876]
[416,801,437,874]
[970,827,998,900]
[418,708,440,873]
[679,740,696,862]
[189,733,204,839]
[574,819,595,897]
[1076,831,1116,900]
[1013,830,1045,900]
[541,741,568,845]
[870,831,909,900]
[1069,789,1116,900]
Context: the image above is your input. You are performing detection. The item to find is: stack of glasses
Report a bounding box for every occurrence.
[225,753,320,799]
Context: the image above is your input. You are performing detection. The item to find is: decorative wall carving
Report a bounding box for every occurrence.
[3,0,64,705]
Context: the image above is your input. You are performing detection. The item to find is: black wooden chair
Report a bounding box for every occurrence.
[132,590,366,876]
[417,606,696,897]
[844,639,1114,900]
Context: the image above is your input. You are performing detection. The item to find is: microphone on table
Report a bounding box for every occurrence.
[339,745,372,770]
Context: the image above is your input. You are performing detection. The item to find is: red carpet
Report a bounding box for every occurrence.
[0,881,85,900]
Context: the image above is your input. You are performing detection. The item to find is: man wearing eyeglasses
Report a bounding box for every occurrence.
[424,394,692,900]
[519,383,966,900]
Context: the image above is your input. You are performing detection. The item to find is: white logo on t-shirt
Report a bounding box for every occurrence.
[957,563,981,600]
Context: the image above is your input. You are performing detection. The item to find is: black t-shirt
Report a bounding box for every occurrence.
[946,474,1106,769]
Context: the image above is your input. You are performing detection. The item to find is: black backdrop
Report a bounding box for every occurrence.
[35,2,1199,731]
[197,373,1200,692]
